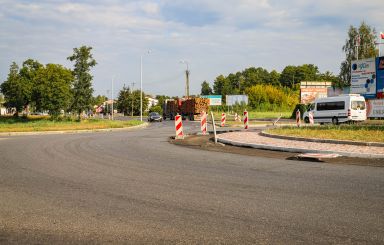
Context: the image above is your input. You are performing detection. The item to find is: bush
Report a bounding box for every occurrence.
[245,84,299,112]
[149,105,162,114]
[291,104,308,119]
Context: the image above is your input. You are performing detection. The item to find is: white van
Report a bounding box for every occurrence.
[303,94,366,125]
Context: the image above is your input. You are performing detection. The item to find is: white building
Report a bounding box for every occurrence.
[147,97,158,109]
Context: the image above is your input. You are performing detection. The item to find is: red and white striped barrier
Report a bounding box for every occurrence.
[175,115,184,139]
[221,113,226,127]
[243,110,249,129]
[309,111,314,125]
[200,111,207,135]
[296,109,301,127]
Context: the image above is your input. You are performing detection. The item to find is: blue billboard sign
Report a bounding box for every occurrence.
[376,56,384,99]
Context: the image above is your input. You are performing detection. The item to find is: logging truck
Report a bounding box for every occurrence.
[163,98,210,121]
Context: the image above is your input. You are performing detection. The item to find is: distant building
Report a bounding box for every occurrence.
[147,97,158,109]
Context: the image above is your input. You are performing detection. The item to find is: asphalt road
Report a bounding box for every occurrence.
[0,120,383,244]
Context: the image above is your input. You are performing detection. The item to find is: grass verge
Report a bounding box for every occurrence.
[266,125,384,143]
[211,111,292,120]
[0,116,143,133]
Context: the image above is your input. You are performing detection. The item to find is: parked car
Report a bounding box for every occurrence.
[147,112,163,122]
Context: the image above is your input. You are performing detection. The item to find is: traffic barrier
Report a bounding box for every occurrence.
[296,109,301,127]
[175,115,184,139]
[243,110,249,129]
[221,113,226,127]
[200,111,207,135]
[309,111,314,125]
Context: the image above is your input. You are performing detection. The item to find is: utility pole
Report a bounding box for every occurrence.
[185,68,190,98]
[180,60,190,98]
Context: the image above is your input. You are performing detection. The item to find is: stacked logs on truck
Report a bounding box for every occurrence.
[166,100,180,115]
[181,98,209,114]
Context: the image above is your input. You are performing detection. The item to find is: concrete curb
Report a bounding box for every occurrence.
[260,131,384,147]
[217,136,384,159]
[0,122,149,137]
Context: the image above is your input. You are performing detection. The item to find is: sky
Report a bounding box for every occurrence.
[0,0,383,97]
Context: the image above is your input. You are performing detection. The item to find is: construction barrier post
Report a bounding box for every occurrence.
[175,114,184,139]
[200,111,207,135]
[309,111,314,125]
[244,110,249,129]
[221,113,226,127]
[296,109,301,127]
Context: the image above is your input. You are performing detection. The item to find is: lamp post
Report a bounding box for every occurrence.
[140,50,151,121]
[111,76,114,120]
[180,60,190,98]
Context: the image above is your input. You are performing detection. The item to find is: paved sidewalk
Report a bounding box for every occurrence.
[217,131,384,159]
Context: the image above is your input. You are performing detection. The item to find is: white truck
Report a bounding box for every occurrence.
[303,94,366,125]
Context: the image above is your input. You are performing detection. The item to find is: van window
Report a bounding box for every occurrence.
[351,101,365,110]
[317,101,345,111]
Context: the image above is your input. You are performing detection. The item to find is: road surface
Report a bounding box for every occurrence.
[0,120,383,244]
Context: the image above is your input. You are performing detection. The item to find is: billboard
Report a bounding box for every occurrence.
[226,95,248,106]
[376,56,384,99]
[300,88,328,104]
[367,99,384,118]
[351,58,376,98]
[201,95,222,106]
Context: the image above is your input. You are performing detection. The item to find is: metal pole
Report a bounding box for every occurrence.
[111,77,114,120]
[210,111,217,144]
[140,55,143,122]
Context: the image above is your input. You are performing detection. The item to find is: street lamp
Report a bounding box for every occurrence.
[140,50,151,121]
[180,60,190,98]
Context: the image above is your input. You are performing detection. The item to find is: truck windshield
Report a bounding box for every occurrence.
[351,101,365,110]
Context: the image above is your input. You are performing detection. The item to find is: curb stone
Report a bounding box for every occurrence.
[0,122,149,137]
[260,131,384,147]
[217,134,384,159]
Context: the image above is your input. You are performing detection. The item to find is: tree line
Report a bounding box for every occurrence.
[1,46,96,119]
[201,22,378,111]
[200,64,339,111]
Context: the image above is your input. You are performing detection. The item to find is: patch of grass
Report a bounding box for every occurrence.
[0,116,142,132]
[211,111,291,120]
[267,125,384,143]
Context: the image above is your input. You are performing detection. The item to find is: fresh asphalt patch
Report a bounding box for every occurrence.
[170,134,384,167]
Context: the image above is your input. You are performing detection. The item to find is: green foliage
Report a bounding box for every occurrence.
[245,84,299,112]
[149,105,162,114]
[67,46,97,118]
[33,64,73,118]
[200,80,213,95]
[0,62,35,115]
[290,104,309,119]
[339,22,377,87]
[155,95,170,107]
[117,86,148,116]
[92,95,108,107]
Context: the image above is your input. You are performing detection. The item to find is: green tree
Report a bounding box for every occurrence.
[92,95,108,107]
[0,62,31,115]
[339,22,377,87]
[33,64,73,118]
[200,80,213,95]
[279,65,297,88]
[155,95,170,107]
[268,70,281,86]
[117,86,148,116]
[213,75,232,102]
[67,46,97,119]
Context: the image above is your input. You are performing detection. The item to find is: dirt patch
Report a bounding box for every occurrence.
[170,134,384,167]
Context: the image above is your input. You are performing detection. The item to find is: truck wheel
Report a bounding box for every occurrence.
[304,117,309,124]
[332,117,339,125]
